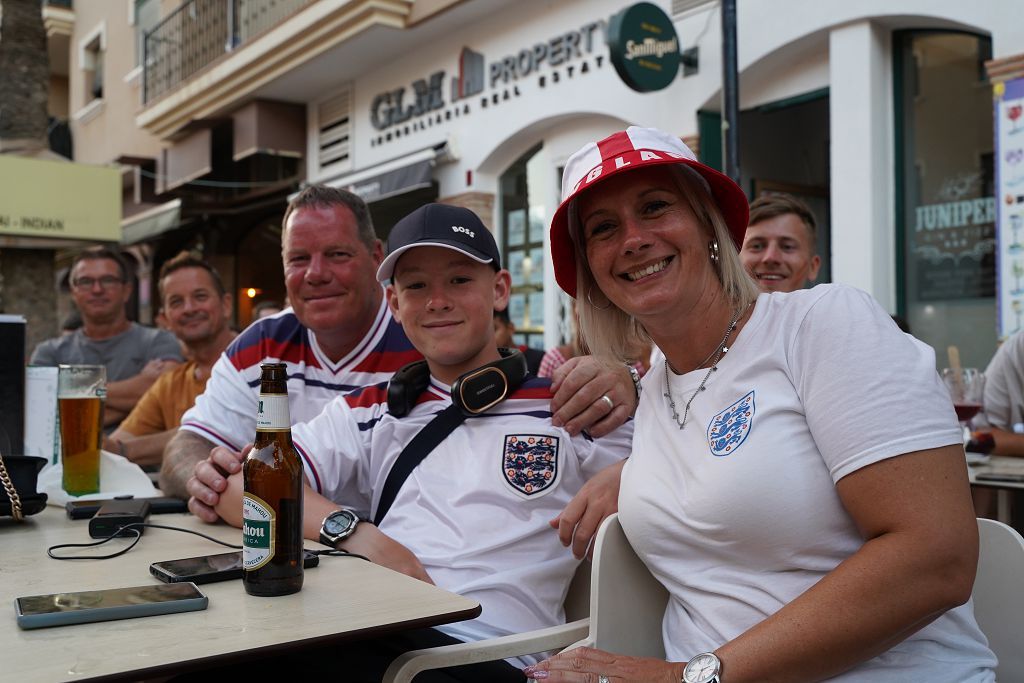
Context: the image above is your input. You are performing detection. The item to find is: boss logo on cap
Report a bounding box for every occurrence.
[452,225,475,238]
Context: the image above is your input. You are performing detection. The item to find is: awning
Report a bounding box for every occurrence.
[0,154,121,242]
[316,142,452,204]
[121,199,183,245]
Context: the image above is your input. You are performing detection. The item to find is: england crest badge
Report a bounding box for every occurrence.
[706,390,755,456]
[503,434,559,497]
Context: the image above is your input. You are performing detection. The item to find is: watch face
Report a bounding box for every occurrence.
[683,653,720,683]
[324,510,356,535]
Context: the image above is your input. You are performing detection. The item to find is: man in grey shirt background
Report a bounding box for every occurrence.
[31,246,183,429]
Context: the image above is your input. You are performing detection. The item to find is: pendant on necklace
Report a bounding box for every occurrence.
[663,307,742,430]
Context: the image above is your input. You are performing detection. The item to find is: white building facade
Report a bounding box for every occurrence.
[298,0,1022,366]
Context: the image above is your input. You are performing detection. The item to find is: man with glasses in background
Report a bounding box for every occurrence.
[30,246,183,429]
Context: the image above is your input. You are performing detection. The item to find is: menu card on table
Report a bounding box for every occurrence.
[24,366,59,464]
[0,315,25,455]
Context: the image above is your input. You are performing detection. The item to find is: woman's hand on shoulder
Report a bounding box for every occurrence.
[550,356,636,437]
[524,647,683,682]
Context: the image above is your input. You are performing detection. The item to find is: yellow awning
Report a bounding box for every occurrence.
[0,155,121,242]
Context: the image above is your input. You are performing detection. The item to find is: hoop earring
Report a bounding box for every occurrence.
[586,285,612,311]
[708,238,720,267]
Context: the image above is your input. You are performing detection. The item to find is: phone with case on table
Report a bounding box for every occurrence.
[14,582,208,630]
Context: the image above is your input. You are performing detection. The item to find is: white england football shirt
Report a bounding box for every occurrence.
[620,284,995,681]
[293,375,632,665]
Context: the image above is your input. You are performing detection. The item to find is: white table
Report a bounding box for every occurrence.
[968,455,1024,523]
[0,507,480,681]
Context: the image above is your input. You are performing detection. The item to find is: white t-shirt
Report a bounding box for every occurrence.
[293,375,632,666]
[983,329,1024,432]
[180,297,418,450]
[619,284,995,682]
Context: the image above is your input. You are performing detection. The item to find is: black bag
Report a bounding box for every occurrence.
[0,454,48,519]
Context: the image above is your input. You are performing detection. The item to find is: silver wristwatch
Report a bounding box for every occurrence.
[682,651,722,683]
[319,508,360,548]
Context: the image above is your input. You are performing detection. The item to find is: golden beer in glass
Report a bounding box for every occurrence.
[58,365,106,496]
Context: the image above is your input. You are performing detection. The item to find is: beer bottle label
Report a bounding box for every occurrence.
[242,493,275,570]
[256,393,290,432]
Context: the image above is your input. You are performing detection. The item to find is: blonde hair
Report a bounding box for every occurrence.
[571,166,760,362]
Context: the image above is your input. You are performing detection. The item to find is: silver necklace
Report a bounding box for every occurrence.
[664,306,743,430]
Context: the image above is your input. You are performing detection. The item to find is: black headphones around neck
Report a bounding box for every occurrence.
[387,348,528,417]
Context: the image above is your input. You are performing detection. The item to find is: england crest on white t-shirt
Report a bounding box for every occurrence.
[502,434,559,497]
[707,390,755,456]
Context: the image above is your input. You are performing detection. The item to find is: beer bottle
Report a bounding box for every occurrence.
[243,363,303,596]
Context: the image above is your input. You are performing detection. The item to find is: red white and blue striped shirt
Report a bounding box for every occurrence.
[180,295,418,450]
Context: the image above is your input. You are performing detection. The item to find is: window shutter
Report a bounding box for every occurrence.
[672,0,714,17]
[317,87,351,169]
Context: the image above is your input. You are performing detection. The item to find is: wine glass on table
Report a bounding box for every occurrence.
[941,367,987,454]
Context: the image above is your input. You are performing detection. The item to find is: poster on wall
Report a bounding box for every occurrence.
[996,77,1024,338]
[911,188,996,302]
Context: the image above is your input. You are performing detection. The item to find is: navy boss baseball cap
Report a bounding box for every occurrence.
[376,203,502,283]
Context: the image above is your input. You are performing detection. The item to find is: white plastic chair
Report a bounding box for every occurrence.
[568,512,668,657]
[385,516,1023,682]
[381,559,592,683]
[973,517,1024,680]
[382,513,667,682]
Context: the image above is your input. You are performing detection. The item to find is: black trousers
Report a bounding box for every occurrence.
[173,627,526,682]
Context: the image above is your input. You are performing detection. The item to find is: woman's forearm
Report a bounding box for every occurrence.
[714,529,971,683]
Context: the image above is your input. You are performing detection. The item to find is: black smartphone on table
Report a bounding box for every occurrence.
[975,472,1024,483]
[150,550,320,584]
[15,582,208,630]
[66,495,188,520]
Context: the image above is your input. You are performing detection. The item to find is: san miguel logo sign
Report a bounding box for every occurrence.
[607,1,680,92]
[367,3,683,144]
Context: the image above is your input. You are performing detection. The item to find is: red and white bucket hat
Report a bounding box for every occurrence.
[549,126,749,297]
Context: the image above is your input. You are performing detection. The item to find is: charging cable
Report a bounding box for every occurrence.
[47,521,370,562]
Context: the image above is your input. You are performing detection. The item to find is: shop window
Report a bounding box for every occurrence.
[500,144,547,351]
[896,30,995,368]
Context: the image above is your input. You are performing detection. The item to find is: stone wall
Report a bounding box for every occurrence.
[0,249,56,361]
[437,191,496,231]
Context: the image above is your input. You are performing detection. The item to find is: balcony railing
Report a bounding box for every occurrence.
[143,0,313,104]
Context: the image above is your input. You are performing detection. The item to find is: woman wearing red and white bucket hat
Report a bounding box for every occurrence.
[525,127,993,683]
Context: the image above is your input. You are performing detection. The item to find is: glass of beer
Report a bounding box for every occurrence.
[58,365,106,496]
